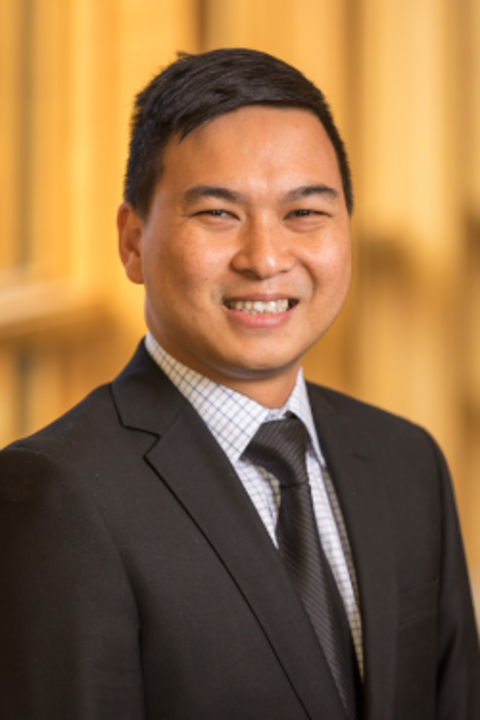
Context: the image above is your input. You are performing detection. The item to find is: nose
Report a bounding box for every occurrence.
[230,218,294,279]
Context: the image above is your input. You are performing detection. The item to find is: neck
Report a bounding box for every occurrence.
[146,331,301,409]
[213,371,300,409]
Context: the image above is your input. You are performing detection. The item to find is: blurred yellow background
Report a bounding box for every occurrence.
[1,0,479,605]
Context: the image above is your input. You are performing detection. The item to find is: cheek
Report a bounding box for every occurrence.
[307,238,352,292]
[332,244,352,290]
[168,239,232,297]
[150,254,214,317]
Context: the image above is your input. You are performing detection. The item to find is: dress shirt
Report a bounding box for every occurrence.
[145,332,363,672]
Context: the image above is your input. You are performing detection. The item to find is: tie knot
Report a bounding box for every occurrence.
[243,416,309,488]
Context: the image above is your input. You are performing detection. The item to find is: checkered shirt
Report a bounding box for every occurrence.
[145,332,363,673]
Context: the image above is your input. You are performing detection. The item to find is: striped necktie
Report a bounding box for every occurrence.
[244,416,362,720]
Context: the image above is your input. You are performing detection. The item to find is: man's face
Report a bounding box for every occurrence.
[119,106,352,404]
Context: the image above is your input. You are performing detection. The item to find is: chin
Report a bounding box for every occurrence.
[222,354,302,380]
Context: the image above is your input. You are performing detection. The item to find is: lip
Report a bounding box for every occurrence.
[223,294,298,329]
[224,293,297,303]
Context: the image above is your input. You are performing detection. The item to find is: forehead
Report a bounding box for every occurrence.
[158,106,342,198]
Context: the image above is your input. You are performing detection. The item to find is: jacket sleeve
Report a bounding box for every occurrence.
[432,438,480,720]
[0,445,146,720]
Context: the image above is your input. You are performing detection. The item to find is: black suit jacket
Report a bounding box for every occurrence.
[1,342,479,720]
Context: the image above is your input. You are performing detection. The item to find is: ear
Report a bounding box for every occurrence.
[117,201,145,284]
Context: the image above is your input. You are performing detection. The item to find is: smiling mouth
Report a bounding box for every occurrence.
[224,299,296,315]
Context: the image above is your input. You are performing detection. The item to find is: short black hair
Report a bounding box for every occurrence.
[124,48,353,217]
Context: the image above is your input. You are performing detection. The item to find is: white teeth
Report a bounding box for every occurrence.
[227,299,290,314]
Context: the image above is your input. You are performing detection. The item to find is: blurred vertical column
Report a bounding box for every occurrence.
[460,0,480,576]
[0,0,198,446]
[354,0,461,444]
[0,0,21,441]
[0,0,75,443]
[351,0,480,570]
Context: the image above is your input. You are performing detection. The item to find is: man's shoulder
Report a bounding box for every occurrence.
[1,340,164,458]
[0,339,185,487]
[306,382,451,526]
[0,348,167,506]
[306,380,439,457]
[1,383,117,461]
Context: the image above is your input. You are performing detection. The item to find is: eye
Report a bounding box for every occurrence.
[191,209,237,219]
[287,209,325,218]
[284,207,331,232]
[187,208,240,229]
[201,209,229,217]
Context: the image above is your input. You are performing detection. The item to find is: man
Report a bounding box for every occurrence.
[0,48,479,720]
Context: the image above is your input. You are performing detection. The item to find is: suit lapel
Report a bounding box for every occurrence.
[113,344,347,720]
[309,385,398,720]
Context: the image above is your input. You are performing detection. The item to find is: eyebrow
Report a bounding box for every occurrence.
[284,184,339,202]
[182,186,244,206]
[181,183,339,206]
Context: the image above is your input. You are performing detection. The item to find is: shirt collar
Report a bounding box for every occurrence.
[145,332,325,466]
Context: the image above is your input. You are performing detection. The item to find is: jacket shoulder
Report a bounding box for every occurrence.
[307,381,436,447]
[2,383,115,455]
